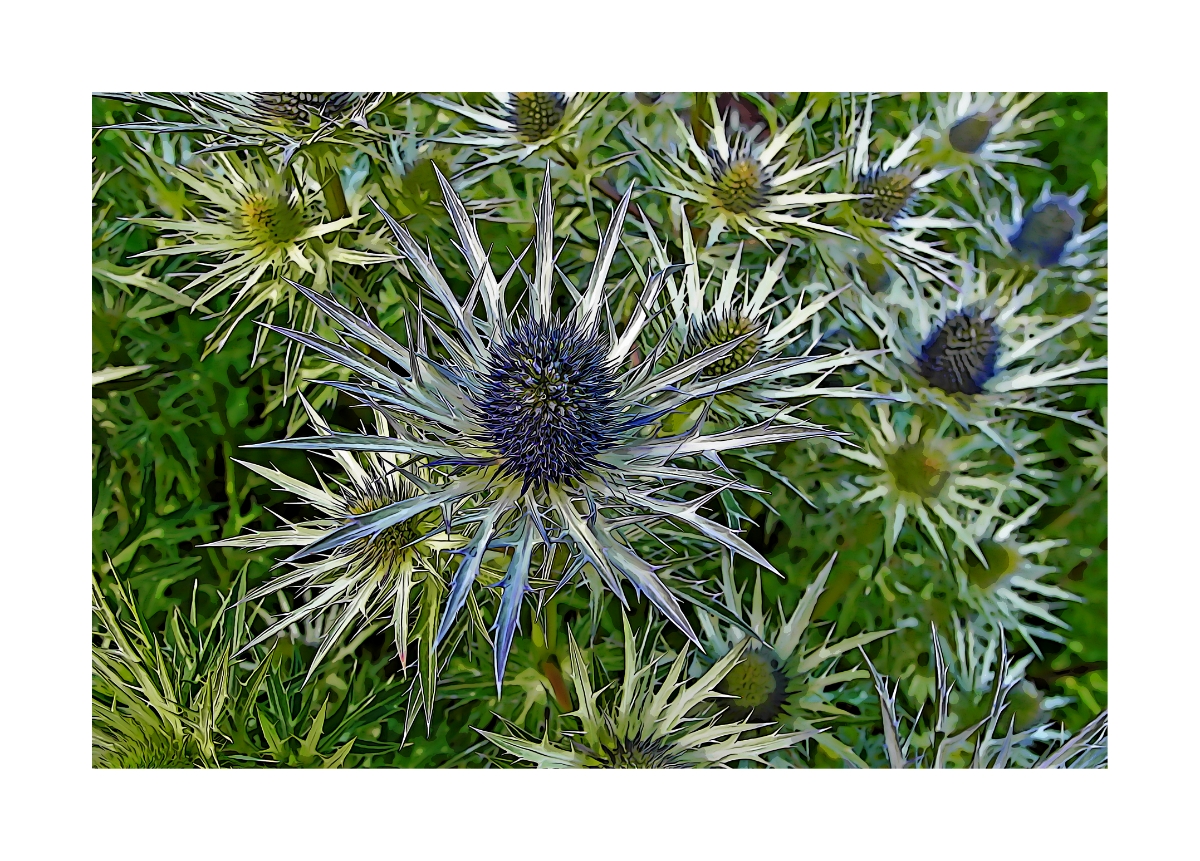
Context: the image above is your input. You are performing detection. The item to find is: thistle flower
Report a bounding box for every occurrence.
[917,93,1054,202]
[986,182,1106,272]
[952,523,1083,654]
[646,206,869,425]
[846,263,1108,437]
[207,396,471,728]
[640,94,855,246]
[478,616,816,768]
[812,95,971,291]
[129,150,389,360]
[422,92,604,170]
[863,624,1107,768]
[693,555,891,766]
[239,164,828,693]
[97,91,390,163]
[821,402,1045,562]
[92,573,245,768]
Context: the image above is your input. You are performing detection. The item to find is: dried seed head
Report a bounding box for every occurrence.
[508,92,567,142]
[477,318,622,490]
[917,311,1000,395]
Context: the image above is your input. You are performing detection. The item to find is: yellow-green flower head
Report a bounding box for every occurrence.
[845,262,1108,437]
[711,154,770,214]
[917,93,1055,205]
[507,92,568,142]
[235,188,307,248]
[478,617,817,768]
[641,93,856,246]
[423,91,604,170]
[96,92,390,161]
[242,165,828,694]
[819,94,970,292]
[681,311,767,379]
[856,165,923,226]
[952,520,1083,654]
[648,210,869,427]
[693,556,890,767]
[128,151,388,360]
[948,107,1005,154]
[863,623,1107,768]
[823,402,1046,563]
[209,397,464,728]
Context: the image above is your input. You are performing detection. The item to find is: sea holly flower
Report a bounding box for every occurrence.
[96,92,391,164]
[242,164,828,692]
[820,403,1045,563]
[643,205,871,427]
[129,150,390,363]
[862,624,1107,768]
[844,263,1108,439]
[477,616,817,768]
[422,92,605,171]
[951,523,1083,654]
[207,396,474,729]
[812,94,972,292]
[638,93,855,246]
[985,182,1106,271]
[917,92,1055,204]
[691,555,891,767]
[92,572,251,769]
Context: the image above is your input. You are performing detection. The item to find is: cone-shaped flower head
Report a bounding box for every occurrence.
[641,94,856,246]
[422,92,603,170]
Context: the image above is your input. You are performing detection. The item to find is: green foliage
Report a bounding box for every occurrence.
[92,92,1106,767]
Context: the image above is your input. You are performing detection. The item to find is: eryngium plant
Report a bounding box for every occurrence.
[478,616,817,768]
[862,625,1108,768]
[236,164,831,692]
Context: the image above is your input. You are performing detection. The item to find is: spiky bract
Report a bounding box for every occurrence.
[237,164,830,695]
[863,624,1107,768]
[642,94,856,246]
[478,617,817,768]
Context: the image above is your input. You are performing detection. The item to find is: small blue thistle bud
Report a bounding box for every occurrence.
[1010,195,1082,267]
[917,311,1000,396]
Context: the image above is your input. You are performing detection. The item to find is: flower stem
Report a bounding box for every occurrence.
[320,161,349,221]
[553,143,660,233]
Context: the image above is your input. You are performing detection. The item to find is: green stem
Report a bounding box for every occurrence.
[553,143,661,234]
[319,161,349,221]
